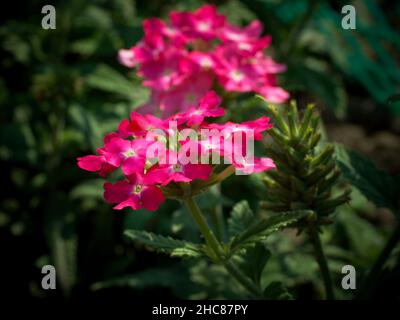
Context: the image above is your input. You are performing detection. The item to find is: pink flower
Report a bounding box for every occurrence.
[174,91,224,126]
[118,22,166,68]
[139,49,187,90]
[170,5,225,41]
[180,51,216,73]
[77,91,276,212]
[230,156,276,174]
[143,18,187,46]
[158,72,213,117]
[220,20,271,55]
[103,137,152,175]
[104,179,165,211]
[145,160,213,186]
[118,5,288,111]
[214,46,260,92]
[134,90,164,116]
[178,138,225,164]
[205,116,273,140]
[220,20,263,43]
[252,53,287,74]
[77,154,116,177]
[119,112,168,137]
[118,49,137,68]
[257,85,290,104]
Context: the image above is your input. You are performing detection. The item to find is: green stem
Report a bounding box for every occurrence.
[216,164,236,181]
[209,184,227,241]
[184,197,223,257]
[356,223,400,299]
[193,165,236,191]
[184,196,263,298]
[308,226,335,299]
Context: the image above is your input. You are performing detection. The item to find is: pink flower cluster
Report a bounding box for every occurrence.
[77,91,275,211]
[119,5,288,117]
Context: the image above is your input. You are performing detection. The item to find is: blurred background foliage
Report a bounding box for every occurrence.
[1,0,399,300]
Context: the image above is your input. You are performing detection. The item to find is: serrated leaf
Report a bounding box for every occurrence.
[124,229,203,258]
[335,144,398,212]
[228,200,255,238]
[230,210,311,252]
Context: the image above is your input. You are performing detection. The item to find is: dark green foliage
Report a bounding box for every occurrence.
[241,0,400,118]
[230,209,310,252]
[1,0,399,301]
[335,145,399,213]
[124,230,203,258]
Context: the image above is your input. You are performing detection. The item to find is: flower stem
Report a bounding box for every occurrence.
[209,184,227,241]
[308,226,335,299]
[184,197,223,257]
[197,165,236,190]
[184,196,263,298]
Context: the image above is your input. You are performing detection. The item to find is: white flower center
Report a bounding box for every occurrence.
[238,43,251,50]
[197,22,210,32]
[230,70,244,82]
[133,185,142,194]
[123,149,136,157]
[226,31,244,42]
[200,58,212,68]
[172,164,183,172]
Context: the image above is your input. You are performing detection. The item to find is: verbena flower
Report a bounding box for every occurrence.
[77,91,275,211]
[118,4,288,117]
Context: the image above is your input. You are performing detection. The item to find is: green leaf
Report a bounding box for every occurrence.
[230,210,311,252]
[263,281,293,300]
[240,243,271,287]
[44,193,77,296]
[338,208,385,265]
[286,61,347,119]
[335,144,398,212]
[228,200,255,238]
[124,229,203,258]
[86,64,148,105]
[70,179,104,199]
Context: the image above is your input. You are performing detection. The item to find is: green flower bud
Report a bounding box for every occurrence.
[261,100,350,228]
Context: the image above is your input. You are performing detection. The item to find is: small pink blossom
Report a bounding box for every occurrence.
[145,156,213,185]
[230,156,276,174]
[118,49,137,68]
[139,50,187,90]
[103,137,152,175]
[205,116,273,140]
[174,91,224,126]
[104,179,164,211]
[170,5,225,41]
[77,154,115,177]
[158,72,213,117]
